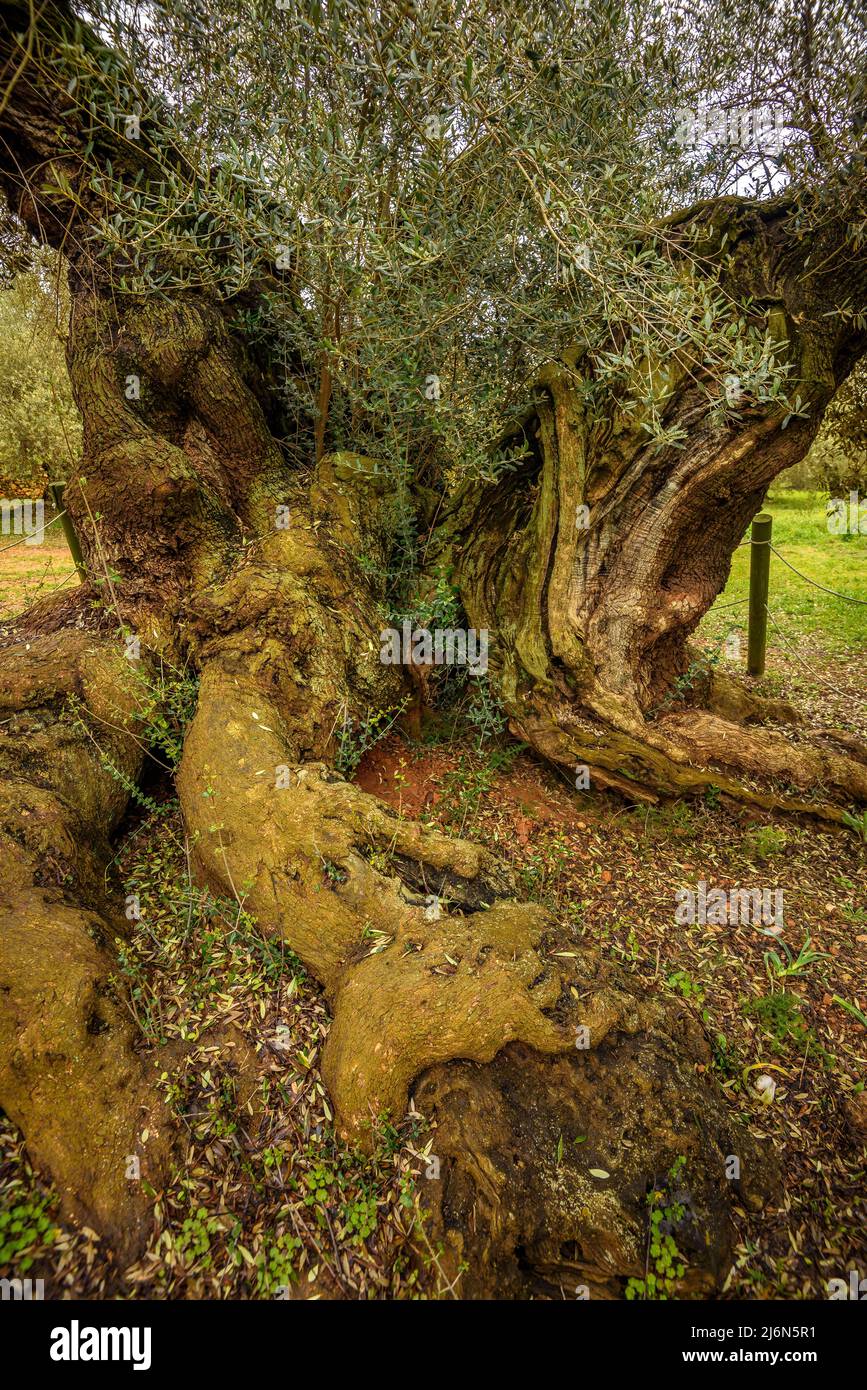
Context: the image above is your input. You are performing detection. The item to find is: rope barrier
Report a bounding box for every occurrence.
[762,603,852,698]
[0,508,67,552]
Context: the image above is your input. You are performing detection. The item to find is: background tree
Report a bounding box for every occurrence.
[810,356,867,490]
[0,249,80,492]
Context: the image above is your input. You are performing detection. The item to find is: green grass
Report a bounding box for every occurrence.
[0,527,78,619]
[700,489,867,651]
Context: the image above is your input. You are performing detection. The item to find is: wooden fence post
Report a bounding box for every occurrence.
[48,481,87,581]
[747,512,772,676]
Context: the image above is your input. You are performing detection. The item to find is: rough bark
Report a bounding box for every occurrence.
[172,517,779,1297]
[0,632,174,1258]
[415,987,776,1300]
[2,0,860,1292]
[443,201,867,815]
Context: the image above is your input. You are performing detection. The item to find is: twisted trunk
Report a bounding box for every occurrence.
[0,0,859,1293]
[447,199,867,813]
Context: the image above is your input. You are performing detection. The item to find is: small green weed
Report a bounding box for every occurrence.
[625,1156,689,1300]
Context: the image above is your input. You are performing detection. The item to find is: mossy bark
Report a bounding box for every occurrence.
[441,198,867,815]
[0,0,862,1291]
[0,634,174,1258]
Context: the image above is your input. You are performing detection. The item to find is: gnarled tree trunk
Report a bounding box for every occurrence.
[444,201,867,815]
[0,0,859,1294]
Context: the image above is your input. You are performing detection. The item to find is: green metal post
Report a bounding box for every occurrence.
[747,511,772,676]
[48,481,87,581]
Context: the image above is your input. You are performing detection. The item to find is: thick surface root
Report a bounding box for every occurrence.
[512,680,867,821]
[177,666,513,990]
[660,709,867,802]
[0,892,173,1261]
[178,664,779,1296]
[0,633,174,1258]
[414,955,777,1298]
[321,902,567,1137]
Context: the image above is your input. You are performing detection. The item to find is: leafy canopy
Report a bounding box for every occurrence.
[8,0,867,484]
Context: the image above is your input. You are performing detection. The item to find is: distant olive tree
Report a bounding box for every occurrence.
[0,250,81,492]
[782,358,867,492]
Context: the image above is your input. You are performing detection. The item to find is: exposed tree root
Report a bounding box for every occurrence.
[507,687,867,823]
[415,970,778,1299]
[0,633,174,1259]
[659,709,867,803]
[705,672,802,727]
[0,892,174,1262]
[176,659,780,1295]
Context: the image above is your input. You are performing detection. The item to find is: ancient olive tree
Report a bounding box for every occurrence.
[0,0,862,1292]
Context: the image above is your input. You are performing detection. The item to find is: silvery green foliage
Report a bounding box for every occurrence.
[0,252,80,486]
[45,1,866,490]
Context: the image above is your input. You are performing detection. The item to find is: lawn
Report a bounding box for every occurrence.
[0,516,79,623]
[701,489,867,652]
